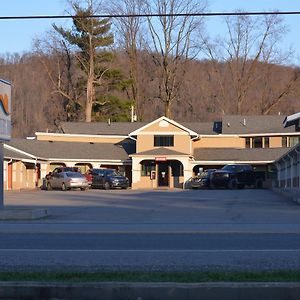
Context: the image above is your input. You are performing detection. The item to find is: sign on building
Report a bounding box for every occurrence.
[0,79,11,141]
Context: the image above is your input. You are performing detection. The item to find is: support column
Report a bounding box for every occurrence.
[276,162,280,188]
[285,159,288,188]
[296,149,300,189]
[181,158,192,189]
[131,157,142,188]
[290,155,294,188]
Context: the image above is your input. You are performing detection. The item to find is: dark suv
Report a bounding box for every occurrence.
[210,164,265,189]
[90,168,129,190]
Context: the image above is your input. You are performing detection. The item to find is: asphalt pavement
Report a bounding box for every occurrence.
[1,188,300,272]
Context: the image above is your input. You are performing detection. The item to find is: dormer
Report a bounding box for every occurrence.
[129,116,199,155]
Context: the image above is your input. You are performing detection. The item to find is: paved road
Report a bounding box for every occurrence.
[2,189,300,272]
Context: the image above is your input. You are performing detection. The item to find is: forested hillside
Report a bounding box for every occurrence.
[0,0,300,137]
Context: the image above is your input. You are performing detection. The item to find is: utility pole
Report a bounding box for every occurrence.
[131,105,137,122]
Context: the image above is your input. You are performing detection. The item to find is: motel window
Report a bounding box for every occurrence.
[141,161,155,176]
[245,138,251,148]
[264,137,269,148]
[282,136,287,147]
[289,136,300,147]
[154,135,174,147]
[252,137,263,148]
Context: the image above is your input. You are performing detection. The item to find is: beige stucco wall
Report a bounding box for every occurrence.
[37,134,128,144]
[141,120,185,133]
[135,175,156,189]
[137,134,191,154]
[270,136,283,148]
[193,136,244,148]
[4,161,36,190]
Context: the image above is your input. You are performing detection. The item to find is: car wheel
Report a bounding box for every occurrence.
[104,182,110,190]
[61,183,67,191]
[228,179,238,189]
[121,187,127,190]
[46,182,52,191]
[80,187,87,191]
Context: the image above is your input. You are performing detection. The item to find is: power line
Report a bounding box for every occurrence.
[0,11,300,20]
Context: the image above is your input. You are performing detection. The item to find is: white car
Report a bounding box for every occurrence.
[46,172,89,191]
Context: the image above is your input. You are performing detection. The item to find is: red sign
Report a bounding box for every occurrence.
[155,157,167,161]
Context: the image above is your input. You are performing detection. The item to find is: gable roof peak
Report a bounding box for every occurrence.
[129,116,199,137]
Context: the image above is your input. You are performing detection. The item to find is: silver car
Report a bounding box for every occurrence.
[46,172,89,191]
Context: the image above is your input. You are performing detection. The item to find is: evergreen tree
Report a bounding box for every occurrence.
[53,0,115,122]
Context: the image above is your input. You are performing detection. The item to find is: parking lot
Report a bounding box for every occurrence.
[3,188,300,272]
[3,188,300,226]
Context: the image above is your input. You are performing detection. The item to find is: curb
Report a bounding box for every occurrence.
[0,208,49,220]
[2,281,300,300]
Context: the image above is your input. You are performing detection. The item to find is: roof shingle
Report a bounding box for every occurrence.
[6,139,135,161]
[194,147,289,162]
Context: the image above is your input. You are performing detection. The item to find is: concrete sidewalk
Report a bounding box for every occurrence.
[2,281,300,300]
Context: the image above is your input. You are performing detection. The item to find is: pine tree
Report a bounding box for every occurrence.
[53,1,114,122]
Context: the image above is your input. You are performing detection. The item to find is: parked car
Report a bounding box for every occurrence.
[187,169,217,189]
[210,164,265,189]
[46,171,89,191]
[84,168,104,186]
[46,166,81,180]
[91,168,129,190]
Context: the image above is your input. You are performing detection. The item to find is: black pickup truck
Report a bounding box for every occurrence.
[210,164,265,189]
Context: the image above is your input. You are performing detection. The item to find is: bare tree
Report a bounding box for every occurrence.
[143,0,207,118]
[201,13,298,115]
[34,32,83,122]
[108,0,146,120]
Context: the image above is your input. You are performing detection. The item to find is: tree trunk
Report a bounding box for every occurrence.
[165,101,172,119]
[85,75,94,122]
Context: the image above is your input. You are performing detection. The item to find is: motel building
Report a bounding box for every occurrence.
[3,114,300,190]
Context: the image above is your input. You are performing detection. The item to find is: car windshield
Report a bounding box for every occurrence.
[92,169,104,175]
[221,165,238,172]
[66,172,83,178]
[106,170,120,177]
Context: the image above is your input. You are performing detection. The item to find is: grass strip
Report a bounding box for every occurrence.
[0,271,300,282]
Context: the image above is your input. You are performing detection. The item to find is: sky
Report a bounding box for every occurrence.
[0,0,300,64]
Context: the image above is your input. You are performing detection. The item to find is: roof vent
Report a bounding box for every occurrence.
[107,118,111,126]
[227,122,230,127]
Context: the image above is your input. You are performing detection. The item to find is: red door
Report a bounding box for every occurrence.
[8,163,12,190]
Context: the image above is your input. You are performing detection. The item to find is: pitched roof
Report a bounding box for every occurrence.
[59,115,291,136]
[4,146,35,161]
[193,147,289,163]
[60,122,147,135]
[60,120,217,136]
[283,112,300,128]
[129,116,199,136]
[132,147,189,156]
[181,122,217,135]
[6,139,135,161]
[222,115,294,134]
